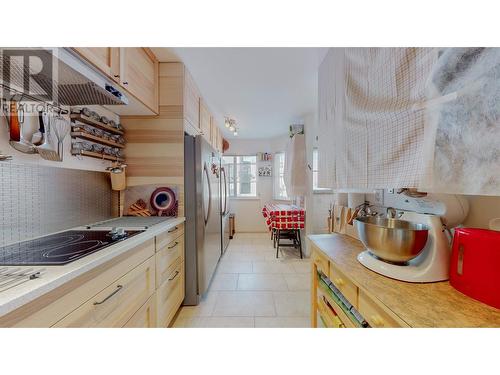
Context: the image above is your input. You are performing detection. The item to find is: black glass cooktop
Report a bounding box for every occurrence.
[0,230,143,266]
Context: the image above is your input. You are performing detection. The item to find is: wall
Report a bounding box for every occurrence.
[463,195,500,229]
[121,63,185,217]
[0,105,119,246]
[0,162,111,246]
[225,135,289,233]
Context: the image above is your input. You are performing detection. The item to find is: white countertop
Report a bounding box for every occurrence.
[0,216,185,317]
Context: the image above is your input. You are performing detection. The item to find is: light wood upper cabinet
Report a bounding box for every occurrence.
[120,48,159,113]
[73,47,159,114]
[199,98,212,141]
[73,47,120,83]
[184,68,201,132]
[210,116,218,150]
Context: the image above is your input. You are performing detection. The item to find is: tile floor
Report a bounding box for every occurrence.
[172,232,312,328]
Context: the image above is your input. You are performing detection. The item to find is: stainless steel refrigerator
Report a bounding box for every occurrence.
[184,134,222,305]
[220,160,231,253]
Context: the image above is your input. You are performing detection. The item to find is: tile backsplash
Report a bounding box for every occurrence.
[0,162,112,246]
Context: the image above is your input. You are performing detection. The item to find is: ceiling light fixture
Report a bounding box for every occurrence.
[225,116,238,136]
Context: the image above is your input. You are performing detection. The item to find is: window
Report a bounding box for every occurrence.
[313,148,333,193]
[222,155,257,198]
[274,152,289,200]
[313,148,319,190]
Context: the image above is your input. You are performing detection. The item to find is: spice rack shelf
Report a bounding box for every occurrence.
[71,131,125,149]
[70,113,124,135]
[71,150,125,163]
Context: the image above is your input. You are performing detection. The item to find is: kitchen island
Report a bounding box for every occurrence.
[309,234,500,328]
[0,217,185,328]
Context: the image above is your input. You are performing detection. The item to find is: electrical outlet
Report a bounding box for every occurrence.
[374,189,384,205]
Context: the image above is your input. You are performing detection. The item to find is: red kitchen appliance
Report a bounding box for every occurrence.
[450,228,500,309]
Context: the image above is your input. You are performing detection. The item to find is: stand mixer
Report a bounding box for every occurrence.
[355,194,469,283]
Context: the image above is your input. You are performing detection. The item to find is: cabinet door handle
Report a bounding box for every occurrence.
[168,226,178,233]
[93,285,123,305]
[168,271,180,281]
[168,241,179,250]
[123,81,129,85]
[334,278,344,287]
[113,74,120,78]
[371,315,384,327]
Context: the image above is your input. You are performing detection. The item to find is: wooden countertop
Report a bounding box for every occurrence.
[308,234,500,328]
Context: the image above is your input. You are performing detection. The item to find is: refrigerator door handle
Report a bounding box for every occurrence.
[221,166,228,215]
[203,162,212,226]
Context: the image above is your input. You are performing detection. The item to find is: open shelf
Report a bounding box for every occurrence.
[71,131,125,149]
[70,113,124,135]
[72,150,125,163]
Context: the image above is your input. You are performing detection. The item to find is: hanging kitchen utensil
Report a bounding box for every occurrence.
[106,163,127,191]
[8,102,36,154]
[36,110,60,161]
[150,187,177,217]
[31,112,45,146]
[52,113,70,161]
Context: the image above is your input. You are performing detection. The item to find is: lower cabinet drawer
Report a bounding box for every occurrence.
[156,261,185,327]
[156,223,184,252]
[54,257,156,328]
[317,295,345,328]
[124,294,156,328]
[329,262,358,309]
[156,236,185,288]
[312,248,330,277]
[358,290,406,328]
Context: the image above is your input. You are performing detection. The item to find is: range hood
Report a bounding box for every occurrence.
[0,48,128,106]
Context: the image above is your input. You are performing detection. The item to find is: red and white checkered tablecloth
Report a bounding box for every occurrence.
[262,203,305,230]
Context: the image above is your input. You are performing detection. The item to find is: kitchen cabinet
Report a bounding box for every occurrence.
[0,238,155,327]
[156,259,185,328]
[210,117,222,152]
[73,47,120,83]
[309,234,500,328]
[155,223,185,327]
[54,256,156,328]
[156,223,184,251]
[184,68,201,133]
[156,236,185,288]
[0,222,188,328]
[311,239,408,328]
[73,47,159,114]
[120,47,159,113]
[124,295,157,328]
[199,98,212,143]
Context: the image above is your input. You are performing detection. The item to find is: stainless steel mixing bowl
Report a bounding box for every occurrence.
[355,216,429,263]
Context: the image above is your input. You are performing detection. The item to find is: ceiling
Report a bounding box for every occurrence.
[153,48,327,139]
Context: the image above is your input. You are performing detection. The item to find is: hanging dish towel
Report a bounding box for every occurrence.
[318,47,438,190]
[284,134,307,197]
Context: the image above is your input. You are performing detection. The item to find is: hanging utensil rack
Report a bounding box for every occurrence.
[70,131,125,148]
[70,109,126,163]
[70,113,124,135]
[71,149,125,162]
